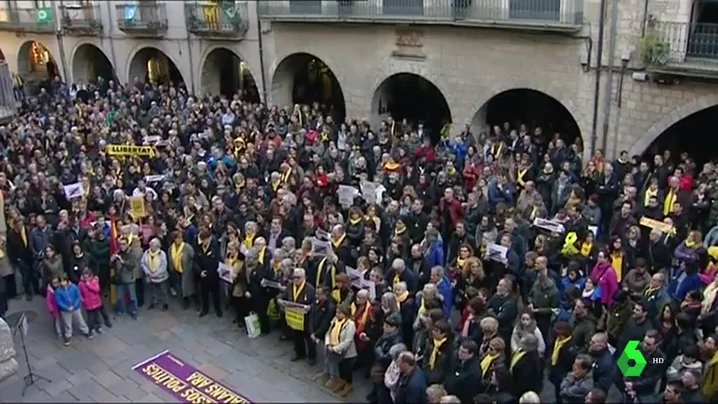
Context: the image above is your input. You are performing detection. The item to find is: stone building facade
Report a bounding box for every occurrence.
[0,0,715,161]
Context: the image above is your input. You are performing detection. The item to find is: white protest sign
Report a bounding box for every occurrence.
[218,262,234,284]
[63,182,84,200]
[144,174,165,183]
[143,135,161,145]
[588,225,599,238]
[338,185,359,208]
[260,278,284,290]
[310,237,332,257]
[360,278,376,301]
[486,243,508,262]
[346,267,363,289]
[315,228,330,241]
[532,218,566,234]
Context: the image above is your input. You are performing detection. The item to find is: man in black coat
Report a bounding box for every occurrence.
[394,352,427,404]
[281,268,317,365]
[194,225,222,318]
[309,285,335,366]
[445,340,481,404]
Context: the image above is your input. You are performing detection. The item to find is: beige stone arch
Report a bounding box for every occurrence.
[17,40,61,80]
[467,84,591,160]
[197,45,260,99]
[366,61,454,123]
[70,41,115,84]
[628,93,718,157]
[268,51,347,115]
[125,43,188,86]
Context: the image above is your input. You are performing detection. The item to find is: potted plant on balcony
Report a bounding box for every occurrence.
[641,34,670,65]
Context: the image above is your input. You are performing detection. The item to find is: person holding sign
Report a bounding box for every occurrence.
[194,225,222,318]
[244,248,276,335]
[280,268,317,365]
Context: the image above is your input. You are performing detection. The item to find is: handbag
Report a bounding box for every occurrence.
[244,312,261,339]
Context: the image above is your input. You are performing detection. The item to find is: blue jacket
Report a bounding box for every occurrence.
[487,180,514,207]
[436,276,453,318]
[394,367,428,404]
[55,284,82,312]
[425,241,445,268]
[590,348,615,393]
[668,271,702,302]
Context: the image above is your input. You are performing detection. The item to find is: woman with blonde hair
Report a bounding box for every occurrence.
[456,257,485,310]
[510,310,546,356]
[226,241,247,327]
[140,238,169,311]
[479,337,506,393]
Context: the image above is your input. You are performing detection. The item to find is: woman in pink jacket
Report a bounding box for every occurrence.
[589,250,619,309]
[45,278,62,338]
[78,269,112,333]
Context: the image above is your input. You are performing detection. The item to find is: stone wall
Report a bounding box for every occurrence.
[0,318,18,383]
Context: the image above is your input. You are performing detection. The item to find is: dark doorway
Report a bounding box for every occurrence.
[481,89,581,146]
[290,55,345,121]
[374,73,452,144]
[642,105,718,168]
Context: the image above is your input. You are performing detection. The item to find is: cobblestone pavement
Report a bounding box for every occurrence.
[0,297,623,403]
[0,297,369,403]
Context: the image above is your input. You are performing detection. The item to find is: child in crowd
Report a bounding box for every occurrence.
[78,269,112,334]
[54,276,93,346]
[45,277,63,339]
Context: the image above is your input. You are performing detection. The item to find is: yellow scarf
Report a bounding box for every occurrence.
[612,252,623,282]
[147,250,160,273]
[480,353,499,377]
[492,143,503,157]
[293,280,306,302]
[272,260,282,274]
[685,240,697,249]
[428,337,447,370]
[226,253,240,269]
[243,233,255,250]
[456,257,467,269]
[328,318,347,346]
[703,282,718,314]
[517,168,528,186]
[396,290,409,303]
[510,349,526,373]
[349,217,362,226]
[530,205,538,220]
[418,298,428,317]
[271,180,281,192]
[351,302,372,328]
[332,234,346,249]
[551,336,571,366]
[170,242,185,273]
[644,286,659,297]
[198,236,211,254]
[127,234,137,247]
[664,189,677,216]
[644,188,658,207]
[316,257,336,290]
[384,161,400,171]
[580,242,592,257]
[19,227,27,247]
[393,273,402,285]
[394,223,407,237]
[281,169,293,185]
[257,247,266,265]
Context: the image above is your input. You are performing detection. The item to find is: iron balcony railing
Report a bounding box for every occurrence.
[116,3,168,33]
[257,0,583,28]
[60,4,103,31]
[648,20,718,64]
[185,2,249,37]
[0,7,56,33]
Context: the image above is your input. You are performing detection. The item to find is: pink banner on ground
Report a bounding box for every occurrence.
[132,350,251,403]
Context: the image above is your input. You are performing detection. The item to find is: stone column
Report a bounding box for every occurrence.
[0,317,18,382]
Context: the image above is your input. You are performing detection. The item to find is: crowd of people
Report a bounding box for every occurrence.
[1,73,718,404]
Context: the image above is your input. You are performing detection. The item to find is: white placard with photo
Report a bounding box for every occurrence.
[218,262,234,284]
[310,237,333,257]
[63,182,85,200]
[486,243,508,262]
[338,185,359,208]
[532,218,566,234]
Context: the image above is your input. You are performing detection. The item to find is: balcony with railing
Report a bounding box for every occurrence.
[61,4,103,35]
[645,19,718,77]
[116,3,168,37]
[257,0,583,32]
[0,7,56,33]
[185,2,250,39]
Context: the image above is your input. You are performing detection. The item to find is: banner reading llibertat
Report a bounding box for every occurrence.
[132,350,251,403]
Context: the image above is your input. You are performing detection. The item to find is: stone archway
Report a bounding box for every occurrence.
[371,72,452,144]
[472,88,584,147]
[270,52,346,121]
[628,93,718,158]
[17,40,60,95]
[72,43,115,83]
[200,47,260,103]
[127,46,185,86]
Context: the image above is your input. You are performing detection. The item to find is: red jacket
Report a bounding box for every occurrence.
[439,198,464,229]
[415,145,436,164]
[79,276,103,310]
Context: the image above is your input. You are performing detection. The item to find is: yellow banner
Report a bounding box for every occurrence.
[285,307,304,331]
[129,196,146,218]
[639,216,675,234]
[107,145,156,157]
